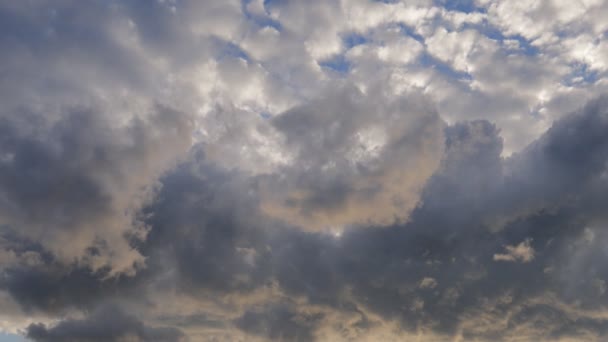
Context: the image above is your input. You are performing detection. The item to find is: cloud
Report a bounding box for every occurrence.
[25,305,184,342]
[494,239,535,262]
[0,106,192,276]
[234,304,319,341]
[259,85,444,230]
[419,277,438,289]
[8,94,608,341]
[1,1,608,341]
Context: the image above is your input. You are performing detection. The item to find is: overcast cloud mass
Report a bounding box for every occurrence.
[1,0,608,341]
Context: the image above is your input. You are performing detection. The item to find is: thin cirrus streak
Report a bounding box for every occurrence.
[0,1,608,341]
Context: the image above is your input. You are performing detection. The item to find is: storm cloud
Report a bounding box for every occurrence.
[25,305,185,342]
[1,1,608,341]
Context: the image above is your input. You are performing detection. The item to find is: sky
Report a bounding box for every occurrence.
[1,0,608,341]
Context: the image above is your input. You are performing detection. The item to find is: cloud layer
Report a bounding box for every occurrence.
[1,0,608,341]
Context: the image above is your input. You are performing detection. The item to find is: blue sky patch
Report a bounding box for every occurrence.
[0,333,25,342]
[563,63,600,86]
[215,40,251,62]
[420,52,473,81]
[342,32,368,50]
[397,23,426,43]
[435,0,487,13]
[242,0,282,30]
[318,54,351,74]
[474,23,540,56]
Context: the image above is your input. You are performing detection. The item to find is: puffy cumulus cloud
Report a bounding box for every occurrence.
[484,0,608,47]
[2,1,608,342]
[259,85,444,230]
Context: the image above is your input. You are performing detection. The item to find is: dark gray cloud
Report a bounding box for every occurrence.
[234,304,320,342]
[4,96,608,341]
[138,152,273,294]
[136,95,608,340]
[25,304,184,342]
[0,0,195,276]
[0,104,192,275]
